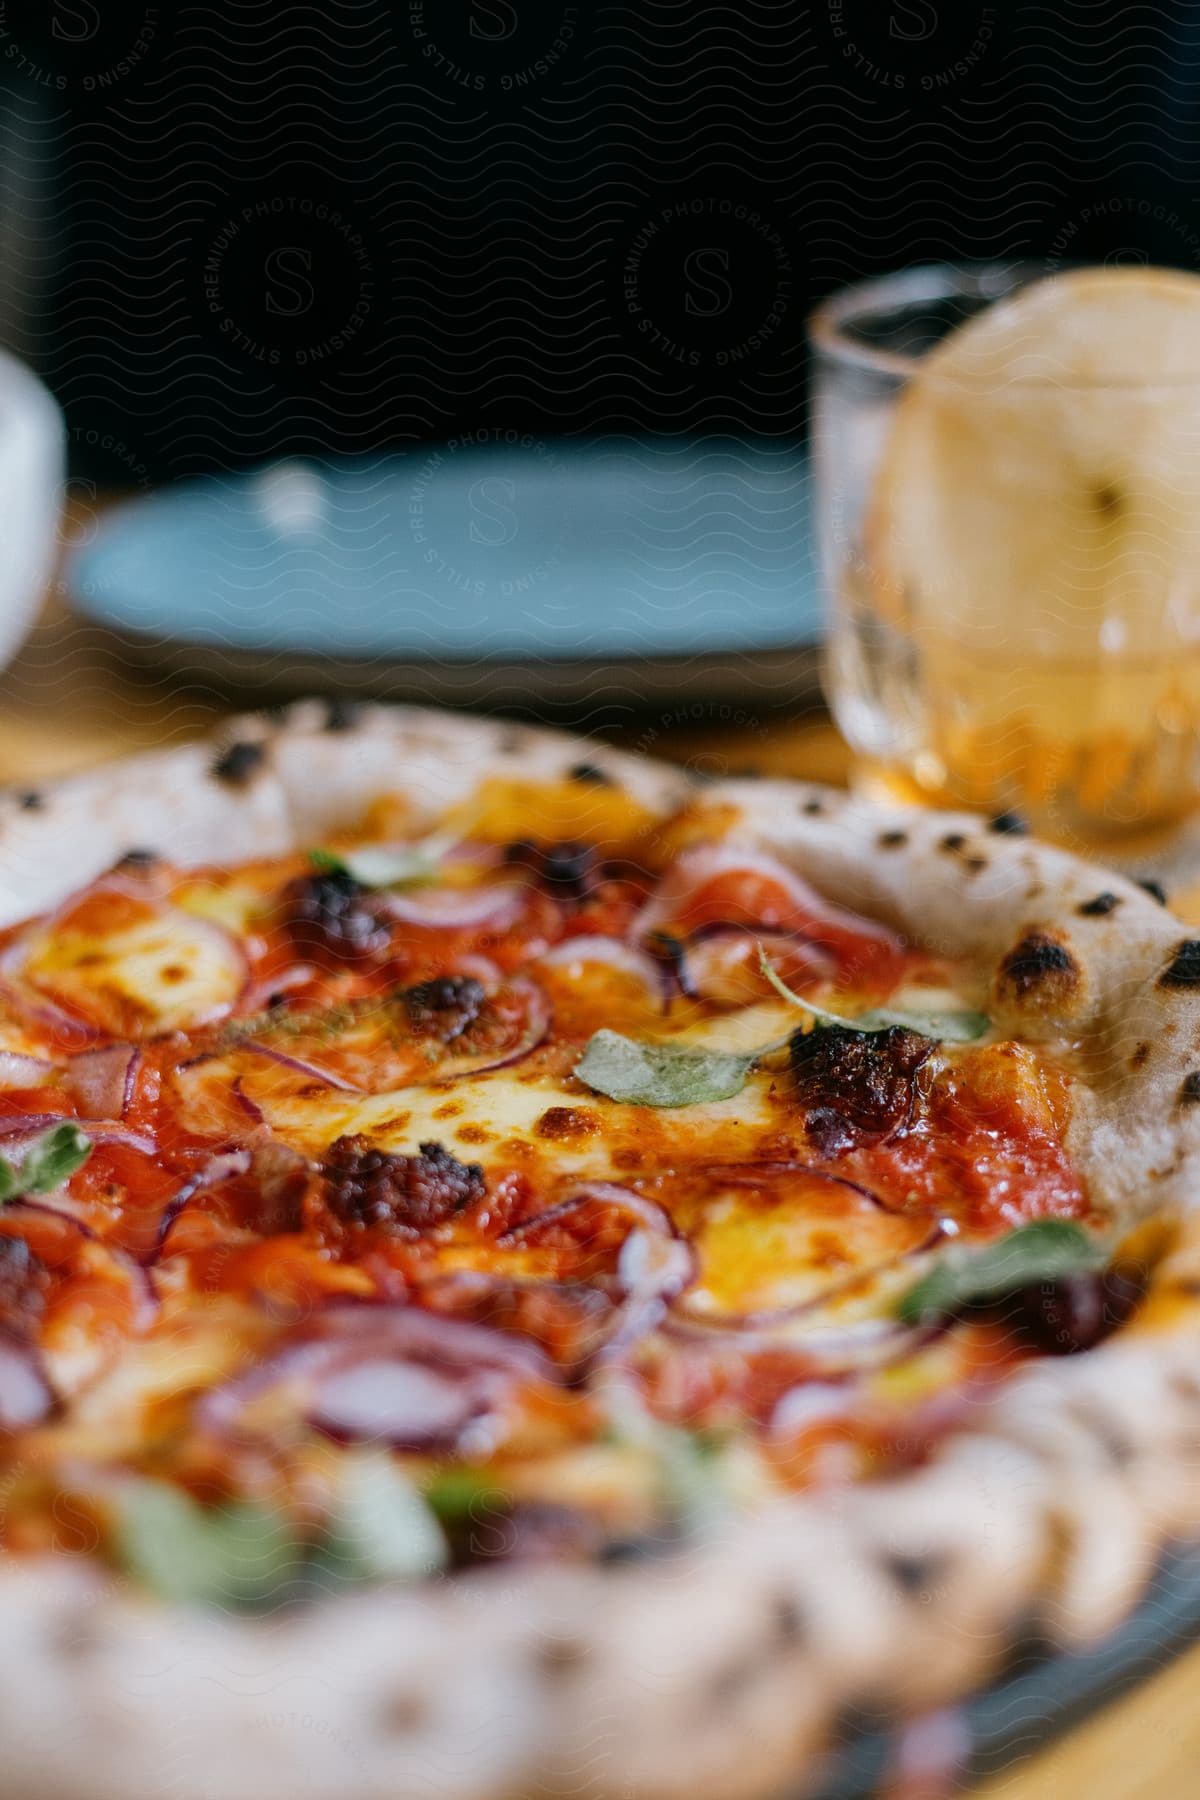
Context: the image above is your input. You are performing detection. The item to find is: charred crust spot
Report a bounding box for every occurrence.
[280,868,390,962]
[568,760,612,787]
[995,930,1080,1008]
[598,1536,651,1565]
[963,855,987,875]
[322,1136,485,1231]
[535,1106,600,1140]
[802,797,824,816]
[790,1024,932,1153]
[988,811,1028,836]
[1079,892,1121,917]
[884,1551,945,1596]
[212,740,265,787]
[773,1594,806,1646]
[1161,941,1200,990]
[939,832,967,853]
[323,698,361,733]
[536,1635,590,1681]
[1092,482,1123,520]
[1181,1072,1200,1105]
[1071,1399,1135,1467]
[877,829,907,849]
[50,1614,101,1660]
[707,1655,759,1707]
[1139,877,1169,907]
[114,847,159,870]
[1130,1041,1151,1070]
[403,975,486,1043]
[17,790,42,812]
[380,1693,429,1735]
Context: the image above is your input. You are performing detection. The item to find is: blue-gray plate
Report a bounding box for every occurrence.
[67,439,821,708]
[806,1546,1200,1798]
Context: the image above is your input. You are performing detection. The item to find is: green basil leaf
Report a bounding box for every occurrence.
[423,1467,507,1525]
[0,1158,18,1204]
[897,1220,1107,1325]
[323,1455,447,1584]
[758,948,989,1043]
[309,831,456,890]
[115,1481,299,1610]
[17,1124,92,1195]
[575,1028,754,1107]
[600,1384,730,1537]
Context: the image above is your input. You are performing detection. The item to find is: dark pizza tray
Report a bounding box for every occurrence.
[802,1545,1200,1797]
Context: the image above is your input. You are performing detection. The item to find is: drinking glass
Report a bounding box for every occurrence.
[808,263,1200,847]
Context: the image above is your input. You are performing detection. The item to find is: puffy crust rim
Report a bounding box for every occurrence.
[1,701,1198,1800]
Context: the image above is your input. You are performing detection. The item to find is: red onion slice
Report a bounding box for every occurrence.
[499,1181,675,1248]
[61,1045,141,1120]
[681,928,836,1006]
[498,1186,696,1370]
[3,1202,160,1329]
[635,842,901,955]
[2,897,249,1039]
[379,884,526,932]
[616,1227,696,1303]
[200,1302,554,1452]
[300,1302,553,1377]
[149,1148,256,1262]
[0,975,99,1052]
[537,935,663,996]
[309,1356,496,1451]
[453,953,503,989]
[0,1117,155,1163]
[0,1333,56,1429]
[598,1229,699,1368]
[240,1040,362,1093]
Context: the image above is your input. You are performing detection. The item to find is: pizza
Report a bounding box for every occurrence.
[1,701,1200,1800]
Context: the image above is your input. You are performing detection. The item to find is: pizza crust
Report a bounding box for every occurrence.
[2,700,1200,1800]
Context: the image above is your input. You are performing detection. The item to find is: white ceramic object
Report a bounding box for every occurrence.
[0,350,63,669]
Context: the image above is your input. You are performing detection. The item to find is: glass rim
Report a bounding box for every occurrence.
[807,259,1200,392]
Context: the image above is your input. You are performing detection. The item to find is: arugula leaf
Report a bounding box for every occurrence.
[115,1481,299,1610]
[0,1124,92,1204]
[309,829,458,890]
[423,1467,506,1525]
[116,1460,448,1607]
[897,1220,1107,1325]
[599,1380,731,1537]
[575,1028,755,1107]
[758,948,989,1044]
[323,1454,447,1583]
[18,1123,93,1194]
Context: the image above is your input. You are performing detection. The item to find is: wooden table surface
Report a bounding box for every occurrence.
[4,557,1200,1800]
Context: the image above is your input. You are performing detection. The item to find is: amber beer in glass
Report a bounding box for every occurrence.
[809,264,1200,846]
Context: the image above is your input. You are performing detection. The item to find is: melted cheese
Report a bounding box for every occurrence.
[684,1178,932,1321]
[254,1063,780,1173]
[22,909,245,1034]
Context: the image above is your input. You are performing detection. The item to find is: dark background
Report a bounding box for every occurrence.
[0,0,1195,483]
